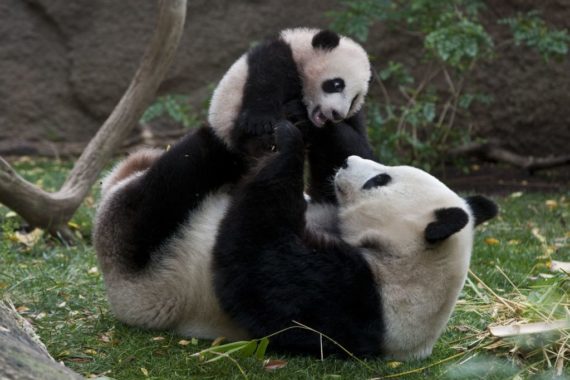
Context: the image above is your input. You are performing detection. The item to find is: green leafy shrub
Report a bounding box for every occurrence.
[141,94,201,129]
[329,1,569,169]
[500,11,570,60]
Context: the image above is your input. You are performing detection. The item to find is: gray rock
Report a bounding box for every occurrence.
[0,0,568,157]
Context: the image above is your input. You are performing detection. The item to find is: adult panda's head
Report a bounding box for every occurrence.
[281,29,371,127]
[335,155,498,254]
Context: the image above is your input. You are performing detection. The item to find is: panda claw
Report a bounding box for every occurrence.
[245,118,277,136]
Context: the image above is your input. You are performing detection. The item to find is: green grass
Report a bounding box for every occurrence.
[0,159,569,379]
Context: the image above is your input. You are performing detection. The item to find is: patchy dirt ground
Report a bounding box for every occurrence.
[438,163,570,195]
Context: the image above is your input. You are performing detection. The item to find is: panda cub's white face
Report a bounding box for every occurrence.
[281,28,371,127]
[303,51,370,127]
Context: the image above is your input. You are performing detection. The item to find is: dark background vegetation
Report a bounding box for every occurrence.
[0,0,569,168]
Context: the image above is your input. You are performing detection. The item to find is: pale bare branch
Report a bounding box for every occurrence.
[490,320,570,338]
[0,0,188,237]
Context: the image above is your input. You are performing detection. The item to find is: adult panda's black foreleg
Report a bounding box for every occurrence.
[112,126,245,270]
[305,110,376,203]
[213,121,384,357]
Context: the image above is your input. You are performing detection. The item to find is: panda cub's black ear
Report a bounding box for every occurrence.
[425,208,469,244]
[465,195,498,226]
[312,30,340,50]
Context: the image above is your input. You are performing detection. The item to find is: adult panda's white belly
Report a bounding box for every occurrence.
[103,193,340,341]
[103,192,249,341]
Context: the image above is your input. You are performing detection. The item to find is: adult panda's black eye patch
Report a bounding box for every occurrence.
[362,173,391,190]
[322,78,345,93]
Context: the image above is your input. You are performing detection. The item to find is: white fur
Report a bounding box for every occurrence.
[335,156,474,360]
[95,162,247,340]
[208,54,249,146]
[280,28,370,124]
[100,148,164,198]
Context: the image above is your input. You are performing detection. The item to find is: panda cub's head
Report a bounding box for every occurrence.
[281,29,371,127]
[335,156,498,359]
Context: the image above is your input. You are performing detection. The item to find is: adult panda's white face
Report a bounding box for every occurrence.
[335,156,470,248]
[281,29,371,127]
[334,155,497,252]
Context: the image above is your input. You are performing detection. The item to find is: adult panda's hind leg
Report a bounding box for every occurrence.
[95,126,246,272]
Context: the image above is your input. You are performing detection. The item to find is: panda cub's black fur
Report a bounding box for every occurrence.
[208,28,372,161]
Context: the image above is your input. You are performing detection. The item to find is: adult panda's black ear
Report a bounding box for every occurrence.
[425,208,469,244]
[465,195,498,226]
[312,30,340,50]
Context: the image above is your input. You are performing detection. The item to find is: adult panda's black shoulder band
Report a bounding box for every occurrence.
[312,30,340,50]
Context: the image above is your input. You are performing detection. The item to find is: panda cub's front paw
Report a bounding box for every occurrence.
[236,110,278,137]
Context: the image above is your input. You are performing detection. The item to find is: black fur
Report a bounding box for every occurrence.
[229,30,359,161]
[322,78,345,93]
[465,195,498,226]
[104,127,246,270]
[362,173,392,190]
[312,30,340,50]
[213,121,384,357]
[425,207,469,244]
[303,109,375,203]
[230,37,302,154]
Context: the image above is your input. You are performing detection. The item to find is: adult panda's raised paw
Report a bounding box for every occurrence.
[283,99,310,126]
[274,120,303,151]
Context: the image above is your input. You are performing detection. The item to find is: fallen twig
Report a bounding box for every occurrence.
[449,140,570,172]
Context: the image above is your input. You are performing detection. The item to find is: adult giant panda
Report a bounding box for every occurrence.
[208,28,371,154]
[94,118,497,359]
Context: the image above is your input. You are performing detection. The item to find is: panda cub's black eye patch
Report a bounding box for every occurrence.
[362,173,392,190]
[322,78,345,93]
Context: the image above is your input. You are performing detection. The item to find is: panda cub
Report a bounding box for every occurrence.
[208,28,371,151]
[94,118,497,359]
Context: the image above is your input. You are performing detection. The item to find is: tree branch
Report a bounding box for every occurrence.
[0,0,187,236]
[449,140,570,172]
